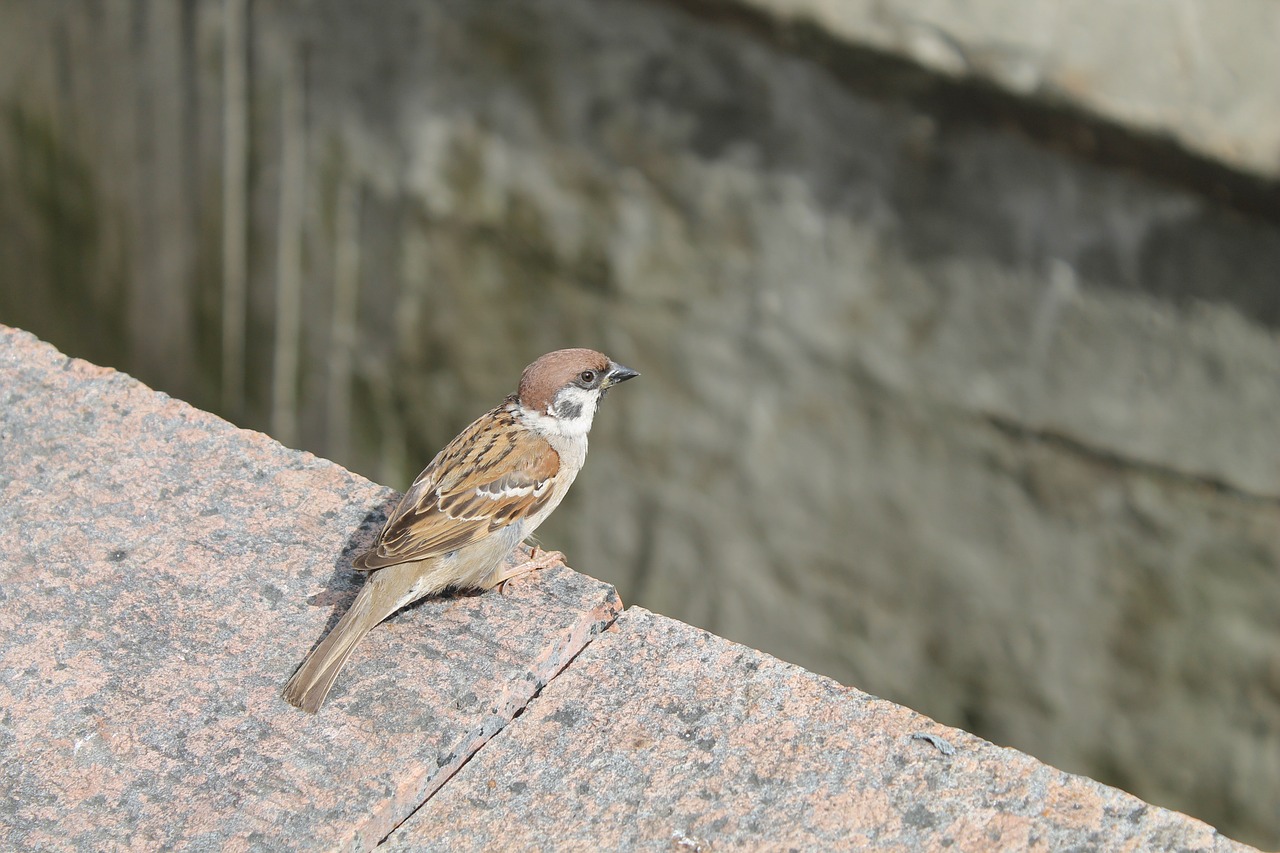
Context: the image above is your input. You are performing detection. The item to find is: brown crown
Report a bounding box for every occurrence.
[517,348,611,413]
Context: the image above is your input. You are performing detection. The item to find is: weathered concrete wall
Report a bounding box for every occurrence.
[0,0,1277,845]
[731,0,1280,181]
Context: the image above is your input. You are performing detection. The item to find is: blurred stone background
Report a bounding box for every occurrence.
[1,0,1278,845]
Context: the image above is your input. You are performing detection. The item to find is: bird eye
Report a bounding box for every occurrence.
[579,370,596,384]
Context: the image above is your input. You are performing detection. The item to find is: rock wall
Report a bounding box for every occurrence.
[727,0,1280,181]
[0,0,1277,845]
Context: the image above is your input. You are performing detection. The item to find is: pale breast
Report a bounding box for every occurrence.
[517,430,587,539]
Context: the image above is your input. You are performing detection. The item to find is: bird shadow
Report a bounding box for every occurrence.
[294,494,496,661]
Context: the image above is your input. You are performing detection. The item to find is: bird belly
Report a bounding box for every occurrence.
[444,523,527,591]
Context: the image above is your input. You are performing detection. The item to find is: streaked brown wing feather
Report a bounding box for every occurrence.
[353,403,560,571]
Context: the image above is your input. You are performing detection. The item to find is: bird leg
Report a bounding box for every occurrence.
[489,545,566,594]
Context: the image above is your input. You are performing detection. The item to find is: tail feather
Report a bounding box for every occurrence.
[283,559,454,712]
[283,593,375,713]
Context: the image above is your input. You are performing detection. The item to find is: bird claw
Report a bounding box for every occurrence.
[492,545,566,594]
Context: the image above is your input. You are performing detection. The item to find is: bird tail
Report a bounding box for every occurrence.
[282,590,376,713]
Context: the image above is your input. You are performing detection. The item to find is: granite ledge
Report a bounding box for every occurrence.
[0,325,622,851]
[0,324,1258,852]
[388,608,1256,852]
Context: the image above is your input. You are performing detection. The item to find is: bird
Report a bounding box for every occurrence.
[283,348,638,713]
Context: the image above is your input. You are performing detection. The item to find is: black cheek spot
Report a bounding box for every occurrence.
[555,400,583,420]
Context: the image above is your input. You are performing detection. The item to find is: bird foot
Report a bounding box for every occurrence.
[490,545,566,594]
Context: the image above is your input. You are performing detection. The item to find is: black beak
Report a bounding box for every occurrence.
[604,361,640,388]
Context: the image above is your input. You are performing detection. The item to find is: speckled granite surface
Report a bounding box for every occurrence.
[0,326,621,851]
[0,325,1255,852]
[387,608,1253,852]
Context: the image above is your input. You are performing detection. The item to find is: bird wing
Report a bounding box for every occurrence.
[352,405,561,571]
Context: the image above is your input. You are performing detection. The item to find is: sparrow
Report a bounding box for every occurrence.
[283,348,638,713]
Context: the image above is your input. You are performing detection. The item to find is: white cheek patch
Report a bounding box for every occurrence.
[522,385,600,438]
[552,386,599,434]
